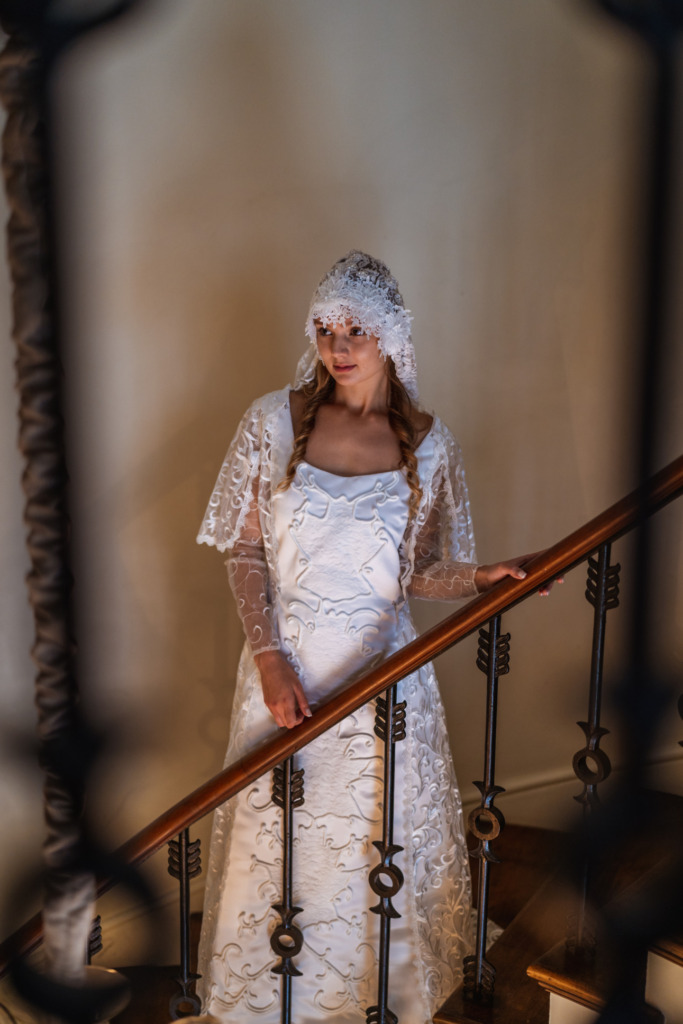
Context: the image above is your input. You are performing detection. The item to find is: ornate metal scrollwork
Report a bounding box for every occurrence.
[464,616,510,1004]
[270,757,305,1021]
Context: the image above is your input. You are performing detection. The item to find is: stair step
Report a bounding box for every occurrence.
[434,872,575,1024]
[528,854,680,1021]
[651,932,683,966]
[467,823,566,928]
[436,792,683,1024]
[646,948,683,1024]
[110,912,202,1023]
[112,965,193,1024]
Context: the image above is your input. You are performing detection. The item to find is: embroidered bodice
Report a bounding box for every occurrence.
[197,389,479,655]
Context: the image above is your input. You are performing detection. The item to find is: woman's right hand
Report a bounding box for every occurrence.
[253,650,312,729]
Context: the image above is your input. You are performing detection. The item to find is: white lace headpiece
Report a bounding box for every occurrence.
[294,251,419,401]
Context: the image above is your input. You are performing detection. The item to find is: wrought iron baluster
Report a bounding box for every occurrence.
[567,543,620,959]
[167,828,202,1019]
[271,756,305,1024]
[463,615,510,1004]
[366,684,406,1024]
[85,915,102,966]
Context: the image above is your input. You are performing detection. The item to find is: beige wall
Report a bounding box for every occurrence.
[1,0,682,963]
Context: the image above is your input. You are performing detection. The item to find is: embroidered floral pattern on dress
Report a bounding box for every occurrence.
[196,389,478,1023]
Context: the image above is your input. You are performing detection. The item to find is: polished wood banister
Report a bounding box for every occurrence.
[2,453,681,974]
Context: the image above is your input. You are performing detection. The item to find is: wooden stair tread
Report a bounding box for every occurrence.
[651,933,683,966]
[528,853,683,1013]
[527,944,663,1020]
[112,965,192,1024]
[110,912,202,1023]
[467,823,566,927]
[436,792,683,1023]
[527,792,683,1012]
[434,872,575,1023]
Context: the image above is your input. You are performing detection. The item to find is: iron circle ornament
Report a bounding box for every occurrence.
[572,745,611,785]
[468,804,505,842]
[270,922,304,961]
[169,990,202,1020]
[369,861,404,900]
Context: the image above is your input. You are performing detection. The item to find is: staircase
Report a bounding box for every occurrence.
[436,791,683,1024]
[94,796,682,1024]
[1,458,682,1024]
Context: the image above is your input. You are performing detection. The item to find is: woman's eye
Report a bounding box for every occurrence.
[350,327,365,337]
[316,326,331,336]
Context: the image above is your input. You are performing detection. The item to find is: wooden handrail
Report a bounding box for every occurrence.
[2,453,682,973]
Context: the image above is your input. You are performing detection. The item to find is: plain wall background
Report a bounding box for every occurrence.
[1,0,681,965]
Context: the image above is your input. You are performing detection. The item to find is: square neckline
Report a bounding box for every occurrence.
[285,390,434,480]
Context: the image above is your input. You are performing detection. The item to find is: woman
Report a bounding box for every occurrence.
[196,252,531,1023]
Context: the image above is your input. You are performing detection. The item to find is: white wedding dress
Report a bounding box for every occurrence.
[196,389,479,1024]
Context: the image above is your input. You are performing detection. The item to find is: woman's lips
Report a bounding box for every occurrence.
[333,364,355,372]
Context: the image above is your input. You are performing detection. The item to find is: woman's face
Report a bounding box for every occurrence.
[315,318,386,391]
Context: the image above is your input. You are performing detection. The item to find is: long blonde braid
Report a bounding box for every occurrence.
[278,363,335,494]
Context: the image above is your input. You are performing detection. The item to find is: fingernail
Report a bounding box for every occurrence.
[304,708,312,717]
[519,570,527,579]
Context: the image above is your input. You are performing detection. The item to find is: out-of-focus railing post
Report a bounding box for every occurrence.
[271,756,305,1023]
[366,683,407,1024]
[167,828,202,1018]
[464,615,510,1003]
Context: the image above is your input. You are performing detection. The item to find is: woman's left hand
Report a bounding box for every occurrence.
[475,553,564,596]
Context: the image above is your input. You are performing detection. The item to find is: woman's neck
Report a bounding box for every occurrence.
[331,377,389,416]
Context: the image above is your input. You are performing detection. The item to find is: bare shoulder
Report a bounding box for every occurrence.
[289,389,305,435]
[412,409,434,445]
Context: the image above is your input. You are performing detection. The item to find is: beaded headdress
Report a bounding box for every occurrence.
[294,251,419,401]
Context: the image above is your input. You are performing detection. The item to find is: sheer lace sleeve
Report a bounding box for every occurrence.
[408,428,479,601]
[197,399,280,654]
[226,489,280,655]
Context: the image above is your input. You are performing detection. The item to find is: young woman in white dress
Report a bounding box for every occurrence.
[196,252,541,1024]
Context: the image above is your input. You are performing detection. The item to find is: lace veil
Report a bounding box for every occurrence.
[294,251,419,402]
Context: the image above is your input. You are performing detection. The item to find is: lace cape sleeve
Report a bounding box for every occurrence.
[197,398,265,553]
[407,420,479,601]
[197,396,281,654]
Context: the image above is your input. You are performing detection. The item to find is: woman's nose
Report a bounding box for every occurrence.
[330,331,350,353]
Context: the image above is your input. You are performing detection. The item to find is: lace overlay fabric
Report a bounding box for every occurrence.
[196,389,478,1023]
